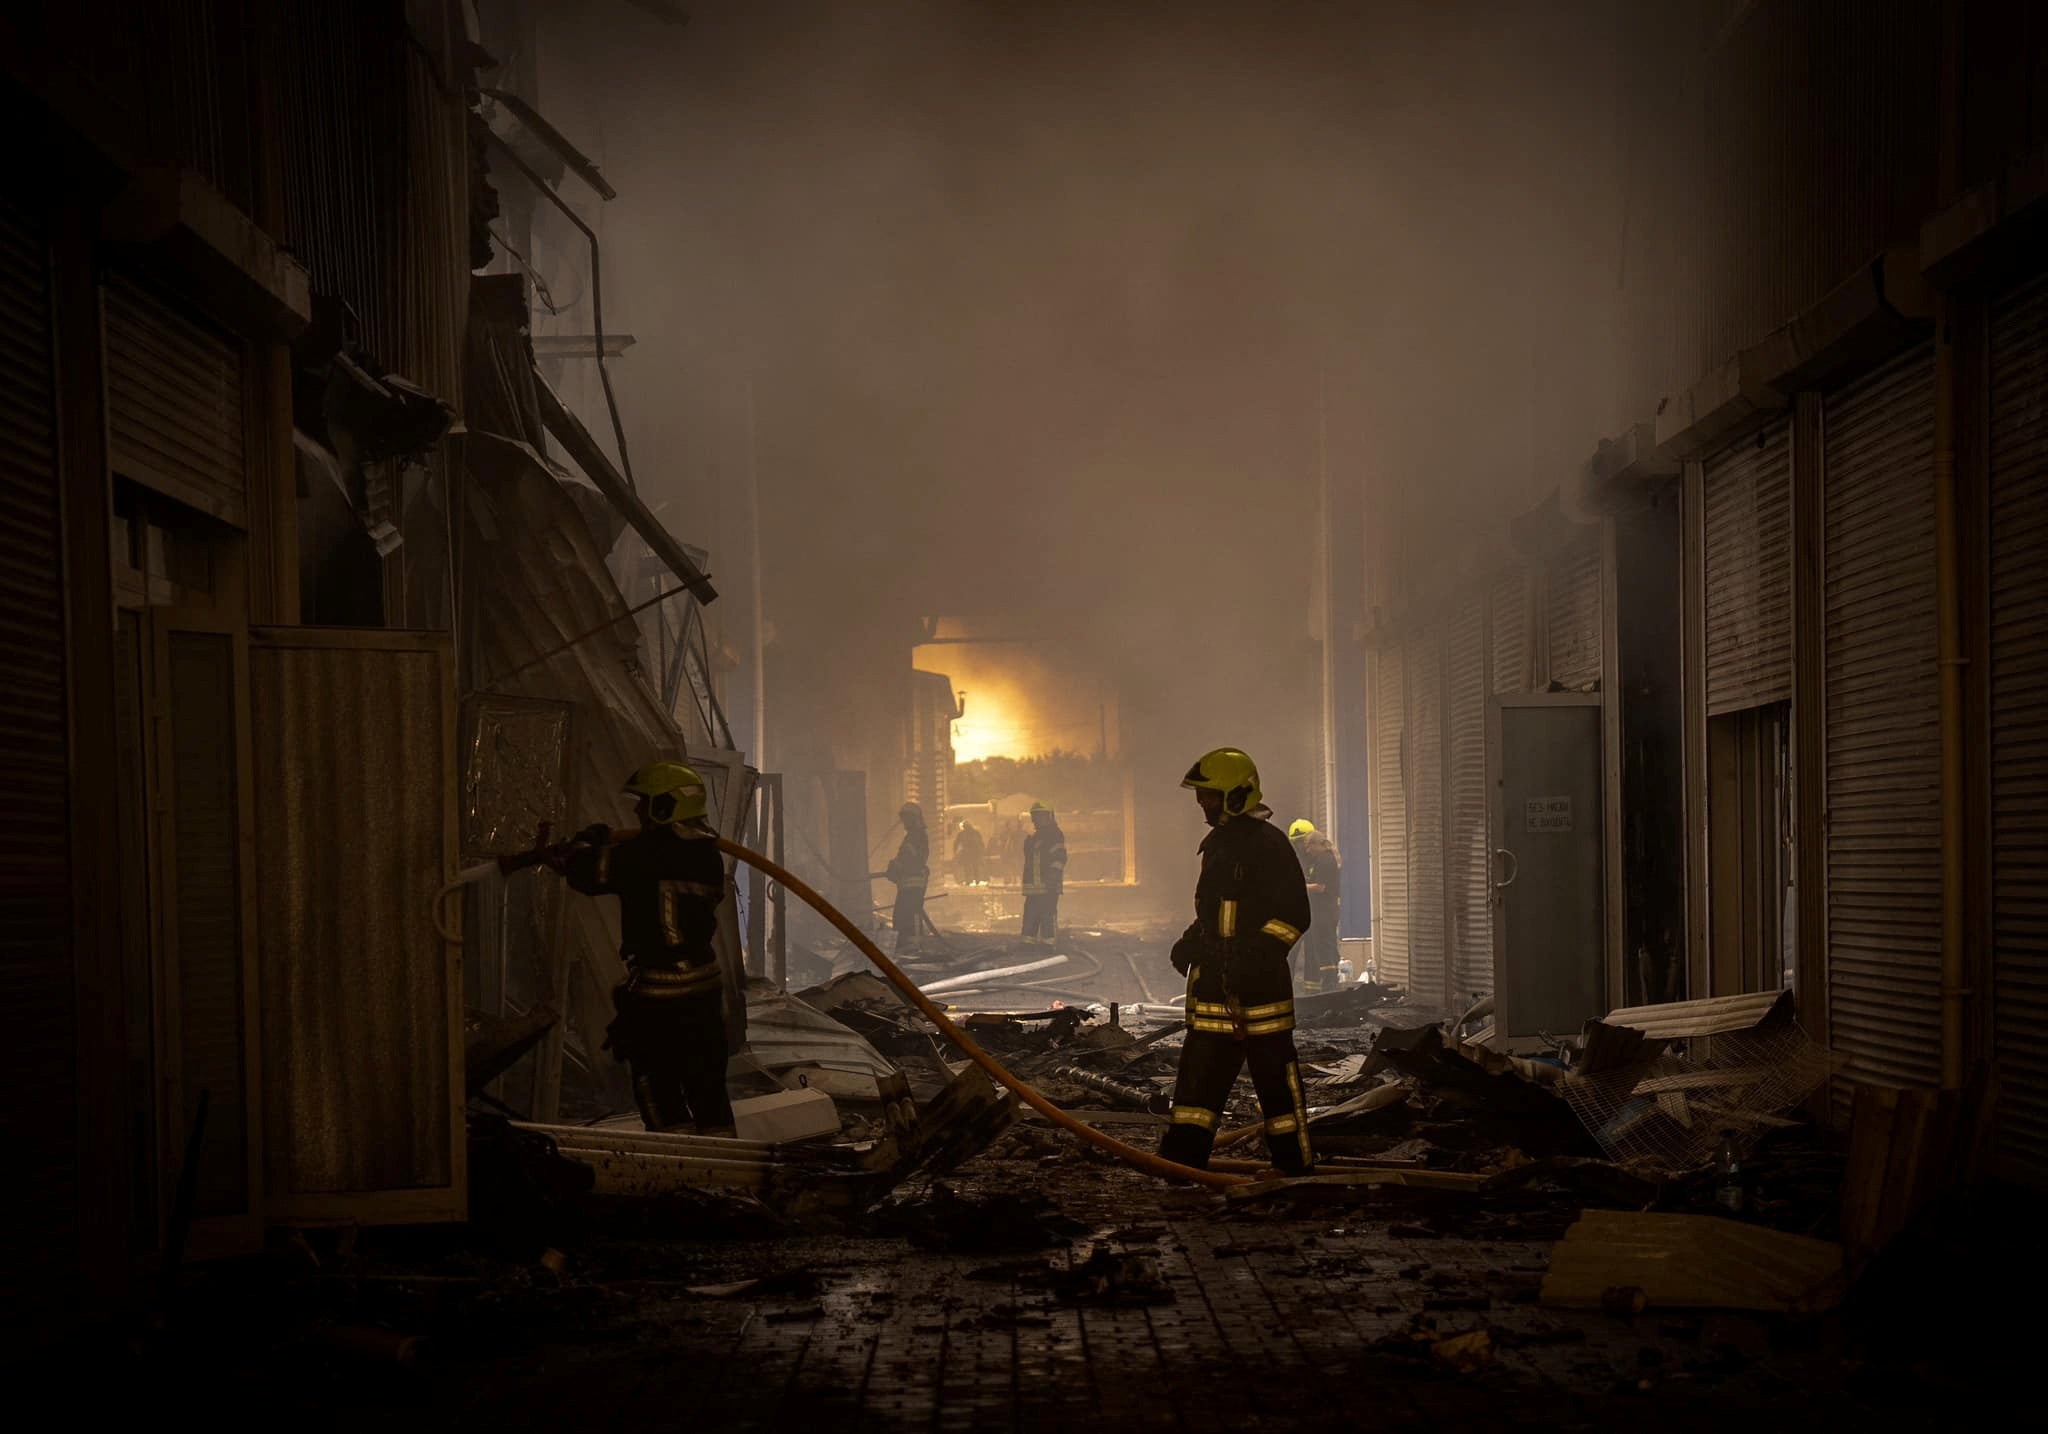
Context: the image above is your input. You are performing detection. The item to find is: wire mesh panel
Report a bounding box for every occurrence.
[1562,1019,1833,1173]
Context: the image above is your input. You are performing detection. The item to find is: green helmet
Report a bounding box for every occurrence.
[624,760,709,826]
[1182,747,1261,819]
[1287,819,1316,841]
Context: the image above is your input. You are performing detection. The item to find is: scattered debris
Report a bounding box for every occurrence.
[1046,1247,1175,1307]
[1541,1210,1846,1314]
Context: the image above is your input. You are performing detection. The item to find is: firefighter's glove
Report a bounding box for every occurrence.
[1170,922,1201,976]
[573,823,612,847]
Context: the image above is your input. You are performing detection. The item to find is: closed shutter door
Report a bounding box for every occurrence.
[1445,597,1491,1004]
[1989,271,2048,1182]
[1490,572,1528,695]
[103,274,246,526]
[1705,418,1793,713]
[1547,535,1603,690]
[1823,344,1940,1110]
[0,206,77,1331]
[1371,644,1408,986]
[1407,626,1447,1009]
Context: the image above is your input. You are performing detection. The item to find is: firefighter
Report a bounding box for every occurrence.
[1163,748,1315,1175]
[1287,819,1343,992]
[884,801,931,952]
[557,761,734,1136]
[1019,801,1067,945]
[952,818,986,885]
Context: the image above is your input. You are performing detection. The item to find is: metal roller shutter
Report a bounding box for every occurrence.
[1407,626,1447,1010]
[1547,535,1603,691]
[1445,597,1491,1004]
[1704,418,1793,713]
[0,205,77,1333]
[1371,644,1408,987]
[1490,572,1528,695]
[1823,344,1941,1108]
[1989,271,2048,1182]
[103,274,246,525]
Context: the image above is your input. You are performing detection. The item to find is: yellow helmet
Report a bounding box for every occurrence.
[1182,747,1261,819]
[1287,819,1316,841]
[623,760,709,826]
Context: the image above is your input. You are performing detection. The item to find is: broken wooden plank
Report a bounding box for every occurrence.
[1541,1209,1844,1313]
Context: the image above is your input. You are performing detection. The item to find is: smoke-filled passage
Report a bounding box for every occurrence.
[10,0,2047,1423]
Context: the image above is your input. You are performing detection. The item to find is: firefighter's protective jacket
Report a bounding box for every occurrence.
[1172,811,1312,1035]
[885,826,930,890]
[567,825,725,996]
[1021,823,1067,896]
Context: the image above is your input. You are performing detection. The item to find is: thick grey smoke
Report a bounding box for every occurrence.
[521,0,1642,895]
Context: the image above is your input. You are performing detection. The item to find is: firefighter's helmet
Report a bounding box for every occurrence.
[1029,801,1054,816]
[1288,819,1316,841]
[1182,748,1261,818]
[900,801,924,826]
[623,760,709,827]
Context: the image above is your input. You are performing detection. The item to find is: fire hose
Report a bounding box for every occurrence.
[434,831,1250,1188]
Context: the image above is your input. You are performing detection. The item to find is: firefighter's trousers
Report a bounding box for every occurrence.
[1021,892,1059,942]
[1159,1025,1314,1174]
[611,979,734,1135]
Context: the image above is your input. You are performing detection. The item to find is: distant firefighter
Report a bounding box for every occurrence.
[1019,801,1067,945]
[883,801,932,953]
[952,818,986,885]
[1164,748,1314,1176]
[1287,819,1342,992]
[555,761,734,1136]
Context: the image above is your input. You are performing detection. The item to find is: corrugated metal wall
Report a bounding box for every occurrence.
[1613,0,1941,425]
[1988,271,2048,1180]
[1822,344,1941,1103]
[0,203,77,1332]
[1444,597,1491,1005]
[251,631,462,1220]
[1489,571,1527,695]
[103,275,247,526]
[1406,626,1447,1010]
[273,0,409,365]
[1370,644,1408,987]
[1704,418,1793,713]
[1546,534,1604,691]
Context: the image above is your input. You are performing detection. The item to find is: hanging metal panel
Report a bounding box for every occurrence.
[1489,571,1528,695]
[1370,644,1408,987]
[1704,417,1793,713]
[0,204,78,1330]
[1989,271,2048,1183]
[1445,597,1492,1004]
[250,627,463,1225]
[1823,344,1941,1108]
[1546,535,1604,691]
[103,275,246,526]
[1406,626,1448,1010]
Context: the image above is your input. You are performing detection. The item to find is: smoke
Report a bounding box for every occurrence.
[517,0,1647,897]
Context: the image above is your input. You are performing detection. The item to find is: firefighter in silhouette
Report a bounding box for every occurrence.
[952,817,986,885]
[884,801,932,953]
[557,761,734,1135]
[1019,801,1067,945]
[1287,819,1343,991]
[1163,749,1315,1175]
